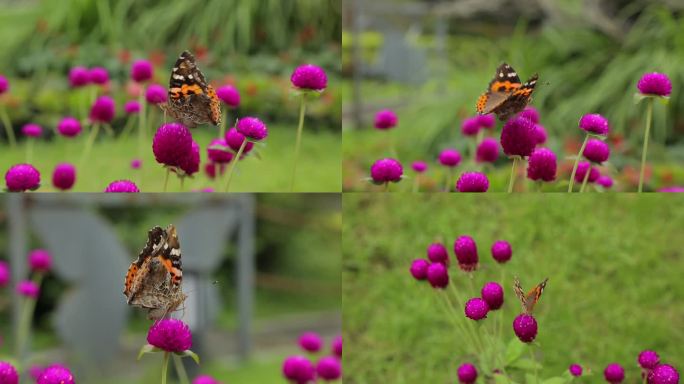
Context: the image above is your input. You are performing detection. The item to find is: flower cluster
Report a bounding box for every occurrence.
[282,332,342,383]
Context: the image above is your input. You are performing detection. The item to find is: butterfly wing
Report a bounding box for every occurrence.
[513,276,528,312]
[492,74,539,121]
[124,226,166,299]
[476,63,522,115]
[166,51,221,127]
[523,277,548,314]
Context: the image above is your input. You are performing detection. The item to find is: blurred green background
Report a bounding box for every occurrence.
[342,0,684,192]
[342,194,684,382]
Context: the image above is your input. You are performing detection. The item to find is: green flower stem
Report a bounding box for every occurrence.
[161,352,170,384]
[448,280,486,355]
[579,164,592,193]
[163,168,171,192]
[290,95,307,191]
[219,109,228,139]
[384,182,390,192]
[507,156,521,193]
[529,345,539,383]
[476,129,485,145]
[119,115,136,142]
[0,104,16,147]
[79,123,100,169]
[179,176,185,192]
[138,90,146,163]
[412,176,419,192]
[225,140,247,192]
[436,291,479,356]
[172,354,190,384]
[26,139,34,163]
[638,98,654,193]
[567,134,589,193]
[16,274,44,366]
[446,168,453,192]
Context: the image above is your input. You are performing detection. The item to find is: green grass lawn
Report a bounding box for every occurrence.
[342,194,684,383]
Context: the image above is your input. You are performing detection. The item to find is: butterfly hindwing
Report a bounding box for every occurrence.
[476,63,538,121]
[514,276,548,314]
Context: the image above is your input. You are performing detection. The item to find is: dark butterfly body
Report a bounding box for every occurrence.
[513,276,548,314]
[476,63,538,121]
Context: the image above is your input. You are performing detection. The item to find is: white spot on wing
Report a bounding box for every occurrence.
[173,74,184,80]
[508,72,517,78]
[172,67,178,72]
[187,74,193,80]
[499,72,504,78]
[171,248,181,256]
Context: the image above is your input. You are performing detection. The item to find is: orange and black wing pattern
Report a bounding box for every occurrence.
[476,63,538,121]
[514,276,548,314]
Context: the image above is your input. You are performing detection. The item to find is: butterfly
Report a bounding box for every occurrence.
[513,276,548,314]
[160,50,221,128]
[123,224,187,320]
[476,63,538,121]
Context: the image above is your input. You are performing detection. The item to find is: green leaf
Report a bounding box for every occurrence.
[658,96,670,105]
[505,338,526,365]
[174,349,200,365]
[541,377,568,384]
[511,358,542,371]
[525,373,538,384]
[494,374,513,384]
[137,344,162,360]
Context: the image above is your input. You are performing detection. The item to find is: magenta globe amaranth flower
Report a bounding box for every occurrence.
[131,159,142,169]
[68,66,89,87]
[374,109,397,130]
[22,123,42,137]
[236,117,268,141]
[57,117,82,137]
[481,282,504,310]
[491,240,512,263]
[216,85,241,108]
[412,161,427,173]
[579,113,609,136]
[291,64,327,91]
[461,117,480,136]
[370,158,403,184]
[426,262,448,289]
[179,140,200,176]
[153,123,193,167]
[604,363,625,383]
[37,364,75,384]
[454,236,478,271]
[124,100,141,114]
[5,163,40,192]
[207,139,234,164]
[410,259,429,280]
[527,148,557,182]
[145,84,167,104]
[648,364,679,384]
[476,138,499,163]
[597,175,613,189]
[52,163,76,191]
[0,75,8,94]
[584,138,610,164]
[518,106,540,123]
[192,375,220,384]
[501,116,536,157]
[104,180,140,193]
[89,67,109,85]
[438,149,461,167]
[456,172,489,192]
[29,249,53,272]
[0,361,18,384]
[131,59,153,82]
[317,356,341,381]
[332,335,342,358]
[569,364,583,377]
[427,243,448,264]
[513,314,537,343]
[638,350,660,370]
[282,355,316,384]
[0,261,9,286]
[638,72,672,97]
[575,162,600,183]
[533,124,547,145]
[147,318,192,352]
[225,127,254,155]
[89,95,115,123]
[464,298,489,321]
[457,363,478,384]
[298,332,322,353]
[17,280,40,299]
[478,114,495,128]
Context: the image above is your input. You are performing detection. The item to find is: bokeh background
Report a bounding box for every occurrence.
[342,0,684,191]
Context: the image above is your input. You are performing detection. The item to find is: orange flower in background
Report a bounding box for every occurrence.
[149,50,166,67]
[118,49,131,64]
[246,82,258,97]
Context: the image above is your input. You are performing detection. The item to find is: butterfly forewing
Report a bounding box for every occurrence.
[514,277,548,314]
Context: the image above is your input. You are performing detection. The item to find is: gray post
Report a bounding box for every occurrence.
[7,194,27,362]
[236,194,255,359]
[351,0,364,129]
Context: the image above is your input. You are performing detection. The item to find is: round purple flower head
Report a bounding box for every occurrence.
[52,163,76,191]
[597,175,613,189]
[638,350,660,370]
[438,149,462,167]
[29,365,45,380]
[465,298,489,321]
[5,164,40,192]
[29,249,52,272]
[0,361,18,384]
[124,100,141,114]
[456,172,489,192]
[518,106,540,124]
[481,282,504,310]
[513,314,537,343]
[648,364,679,384]
[491,240,512,263]
[410,259,429,280]
[478,114,496,128]
[298,331,322,353]
[89,95,115,123]
[527,147,557,182]
[153,123,193,167]
[216,85,241,108]
[236,117,268,141]
[225,127,254,155]
[0,75,8,94]
[427,262,449,289]
[461,117,481,137]
[192,375,220,384]
[179,140,200,176]
[412,161,427,173]
[104,180,140,193]
[22,124,42,138]
[68,66,89,87]
[501,116,536,157]
[476,138,499,163]
[57,117,82,137]
[583,138,610,164]
[427,243,448,264]
[317,356,342,380]
[37,364,75,384]
[145,84,167,104]
[579,113,609,136]
[575,162,600,183]
[370,158,403,184]
[638,72,672,97]
[89,67,109,85]
[131,59,153,83]
[569,364,583,377]
[147,318,192,352]
[332,335,342,358]
[604,363,625,383]
[457,363,478,384]
[291,64,327,91]
[282,355,315,384]
[534,124,547,145]
[17,280,40,299]
[208,139,234,164]
[131,159,142,169]
[454,235,478,271]
[0,261,9,287]
[374,109,398,130]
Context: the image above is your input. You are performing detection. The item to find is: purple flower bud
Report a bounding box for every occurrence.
[225,127,254,155]
[145,84,167,104]
[427,262,449,289]
[370,158,403,183]
[17,280,40,299]
[89,67,109,85]
[597,175,613,189]
[147,318,192,352]
[22,124,43,137]
[583,138,610,164]
[207,139,234,164]
[461,117,481,136]
[579,113,609,136]
[124,100,141,114]
[89,95,115,123]
[131,159,142,169]
[131,59,153,83]
[412,161,427,173]
[518,106,540,124]
[179,140,200,176]
[0,75,8,94]
[575,161,600,183]
[513,314,537,343]
[604,363,625,383]
[192,375,220,384]
[236,116,268,141]
[638,72,672,97]
[410,259,430,280]
[533,124,547,145]
[290,64,327,91]
[316,356,341,380]
[464,298,489,320]
[527,148,557,182]
[332,335,342,358]
[37,364,75,384]
[282,355,315,383]
[427,243,448,264]
[438,149,461,167]
[0,261,9,287]
[456,172,489,192]
[5,163,41,192]
[216,85,241,108]
[28,249,52,272]
[52,163,76,191]
[153,123,193,167]
[491,241,512,263]
[68,66,89,87]
[374,109,398,130]
[476,138,499,163]
[569,364,583,377]
[0,361,18,384]
[454,236,478,271]
[57,117,82,137]
[481,282,504,310]
[501,116,536,158]
[478,114,495,128]
[104,180,140,193]
[648,364,679,384]
[298,332,322,353]
[457,363,478,384]
[638,350,660,370]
